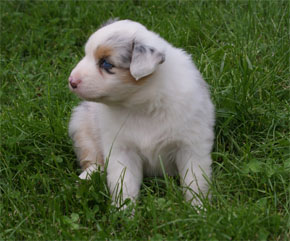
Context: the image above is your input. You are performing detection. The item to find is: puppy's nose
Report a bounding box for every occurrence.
[69,76,81,89]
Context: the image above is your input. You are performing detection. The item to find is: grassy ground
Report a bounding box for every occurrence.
[1,0,289,240]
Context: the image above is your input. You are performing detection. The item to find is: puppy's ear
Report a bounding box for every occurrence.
[130,42,165,80]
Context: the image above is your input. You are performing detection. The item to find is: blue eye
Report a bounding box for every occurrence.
[99,59,114,74]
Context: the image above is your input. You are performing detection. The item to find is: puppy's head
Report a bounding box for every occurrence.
[68,19,165,103]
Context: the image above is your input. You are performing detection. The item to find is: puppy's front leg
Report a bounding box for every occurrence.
[176,148,212,206]
[106,150,143,208]
[79,164,100,180]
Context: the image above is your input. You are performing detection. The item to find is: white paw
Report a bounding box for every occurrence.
[78,164,102,180]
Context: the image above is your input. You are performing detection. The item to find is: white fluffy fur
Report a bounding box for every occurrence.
[68,20,215,206]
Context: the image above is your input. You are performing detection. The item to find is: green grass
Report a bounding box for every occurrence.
[1,0,289,240]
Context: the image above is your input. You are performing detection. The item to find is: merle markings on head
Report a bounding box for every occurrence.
[68,19,166,101]
[98,26,165,79]
[99,18,165,78]
[130,42,165,80]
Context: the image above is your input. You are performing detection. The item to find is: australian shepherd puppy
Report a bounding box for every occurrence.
[68,19,215,207]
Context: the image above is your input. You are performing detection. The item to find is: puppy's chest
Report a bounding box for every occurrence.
[100,108,181,167]
[125,115,179,164]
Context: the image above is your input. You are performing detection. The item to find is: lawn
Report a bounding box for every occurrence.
[1,0,289,240]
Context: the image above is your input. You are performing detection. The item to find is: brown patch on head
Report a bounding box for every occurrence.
[94,45,114,60]
[94,44,151,85]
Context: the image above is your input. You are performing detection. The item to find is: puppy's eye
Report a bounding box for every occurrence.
[99,59,114,74]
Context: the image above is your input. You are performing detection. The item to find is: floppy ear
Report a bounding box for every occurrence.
[130,42,165,80]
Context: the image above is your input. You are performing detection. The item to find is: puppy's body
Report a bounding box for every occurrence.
[69,20,215,205]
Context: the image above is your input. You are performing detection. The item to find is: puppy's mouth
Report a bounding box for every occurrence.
[76,93,109,102]
[69,83,108,102]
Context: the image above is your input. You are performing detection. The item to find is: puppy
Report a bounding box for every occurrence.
[68,19,215,206]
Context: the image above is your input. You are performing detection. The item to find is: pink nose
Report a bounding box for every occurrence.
[69,76,81,89]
